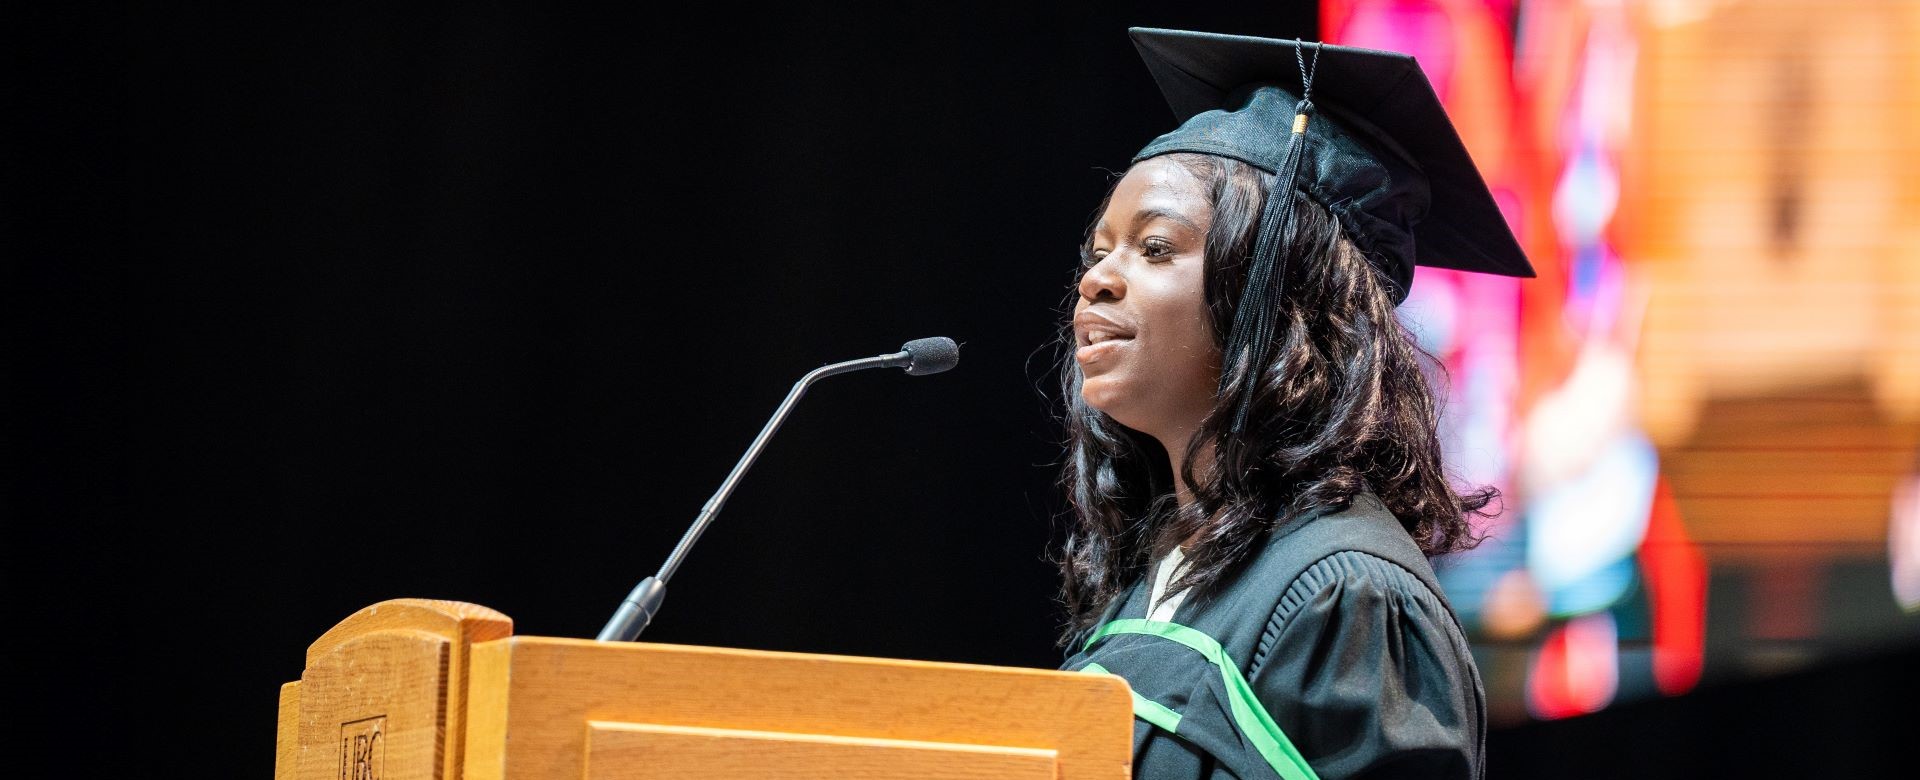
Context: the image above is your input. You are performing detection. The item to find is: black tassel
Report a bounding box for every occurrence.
[1222,41,1321,433]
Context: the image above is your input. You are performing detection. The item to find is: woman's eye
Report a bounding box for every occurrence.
[1142,238,1175,259]
[1082,250,1109,269]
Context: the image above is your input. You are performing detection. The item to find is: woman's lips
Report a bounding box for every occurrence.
[1074,310,1137,365]
[1075,337,1132,364]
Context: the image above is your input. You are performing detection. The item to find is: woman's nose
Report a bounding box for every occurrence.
[1079,255,1126,302]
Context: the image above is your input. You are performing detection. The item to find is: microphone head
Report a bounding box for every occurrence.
[900,337,960,376]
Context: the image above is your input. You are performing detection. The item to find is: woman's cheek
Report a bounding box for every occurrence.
[1166,304,1220,396]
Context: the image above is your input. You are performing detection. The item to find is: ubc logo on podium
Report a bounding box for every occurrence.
[338,715,385,780]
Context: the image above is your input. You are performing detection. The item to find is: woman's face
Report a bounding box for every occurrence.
[1075,156,1222,443]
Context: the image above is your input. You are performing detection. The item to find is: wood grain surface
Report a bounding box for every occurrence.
[278,599,512,780]
[281,601,1131,780]
[463,636,1131,780]
[583,721,1059,780]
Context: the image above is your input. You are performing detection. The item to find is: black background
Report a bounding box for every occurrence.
[9,3,1915,776]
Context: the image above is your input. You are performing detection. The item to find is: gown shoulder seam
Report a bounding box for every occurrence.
[1251,549,1447,673]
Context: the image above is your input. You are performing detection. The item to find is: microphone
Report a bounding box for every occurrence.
[596,337,960,642]
[889,336,961,376]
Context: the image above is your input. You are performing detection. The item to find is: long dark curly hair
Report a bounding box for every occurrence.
[1055,152,1498,643]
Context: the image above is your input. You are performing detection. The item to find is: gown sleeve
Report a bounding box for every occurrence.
[1246,551,1485,780]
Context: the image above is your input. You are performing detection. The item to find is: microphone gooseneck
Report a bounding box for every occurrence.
[596,337,960,642]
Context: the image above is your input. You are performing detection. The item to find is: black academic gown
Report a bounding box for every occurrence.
[1060,492,1486,780]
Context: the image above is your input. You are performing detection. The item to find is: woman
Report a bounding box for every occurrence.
[1055,29,1534,780]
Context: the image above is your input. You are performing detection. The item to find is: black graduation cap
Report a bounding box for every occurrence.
[1125,27,1534,430]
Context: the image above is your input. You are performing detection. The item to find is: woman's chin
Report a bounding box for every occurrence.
[1080,379,1147,429]
[1080,374,1121,408]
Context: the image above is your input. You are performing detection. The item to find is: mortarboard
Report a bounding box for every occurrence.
[1125,27,1535,430]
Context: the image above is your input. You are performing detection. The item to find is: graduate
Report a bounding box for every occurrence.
[1055,29,1534,780]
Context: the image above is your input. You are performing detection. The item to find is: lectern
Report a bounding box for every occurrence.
[275,599,1133,779]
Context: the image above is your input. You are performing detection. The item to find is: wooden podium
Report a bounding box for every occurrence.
[275,599,1133,779]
